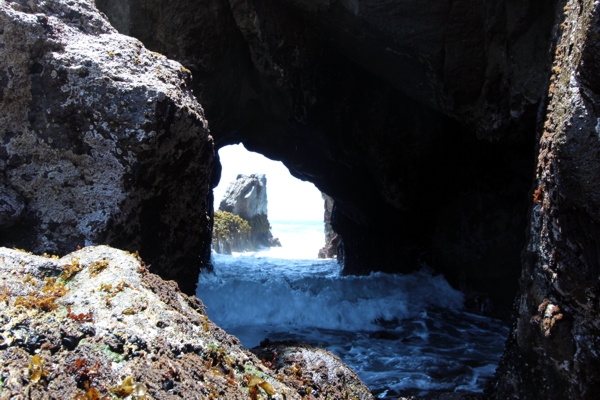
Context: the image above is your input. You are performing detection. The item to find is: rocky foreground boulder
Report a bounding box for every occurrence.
[0,245,372,399]
[0,0,214,295]
[251,341,373,400]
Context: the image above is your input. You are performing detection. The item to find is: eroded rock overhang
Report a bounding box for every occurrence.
[96,0,558,317]
[5,0,600,396]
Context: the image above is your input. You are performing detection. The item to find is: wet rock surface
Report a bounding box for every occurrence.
[491,1,600,398]
[0,0,214,295]
[251,341,373,400]
[0,245,372,399]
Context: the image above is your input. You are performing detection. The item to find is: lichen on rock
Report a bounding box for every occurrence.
[0,245,373,399]
[0,0,214,295]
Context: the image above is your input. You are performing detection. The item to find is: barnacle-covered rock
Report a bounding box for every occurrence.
[0,0,213,295]
[251,341,374,400]
[0,245,373,398]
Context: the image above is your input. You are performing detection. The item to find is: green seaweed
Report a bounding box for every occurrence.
[95,344,125,363]
[213,211,253,252]
[243,363,270,380]
[248,213,271,235]
[213,211,252,240]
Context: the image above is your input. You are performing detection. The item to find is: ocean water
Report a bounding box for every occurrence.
[196,220,509,398]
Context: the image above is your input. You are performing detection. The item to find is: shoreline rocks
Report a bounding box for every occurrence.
[251,341,373,400]
[3,0,600,397]
[318,194,340,259]
[0,245,372,399]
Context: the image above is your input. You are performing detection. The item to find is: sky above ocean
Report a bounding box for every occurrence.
[214,144,324,221]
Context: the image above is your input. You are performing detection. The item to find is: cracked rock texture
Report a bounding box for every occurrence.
[0,245,372,399]
[0,0,214,295]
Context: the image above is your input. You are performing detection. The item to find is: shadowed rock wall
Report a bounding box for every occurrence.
[492,0,600,397]
[96,0,555,316]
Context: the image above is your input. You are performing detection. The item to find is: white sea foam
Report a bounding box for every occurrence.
[196,220,508,397]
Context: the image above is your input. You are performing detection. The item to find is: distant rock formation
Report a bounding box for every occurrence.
[214,174,280,253]
[318,194,340,259]
[219,174,267,220]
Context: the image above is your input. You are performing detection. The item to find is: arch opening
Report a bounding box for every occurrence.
[199,142,522,398]
[212,143,325,258]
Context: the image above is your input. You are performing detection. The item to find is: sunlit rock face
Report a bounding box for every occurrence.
[219,174,267,221]
[0,0,213,295]
[0,245,372,399]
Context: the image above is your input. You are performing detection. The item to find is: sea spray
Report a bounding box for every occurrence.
[197,220,508,398]
[198,261,464,331]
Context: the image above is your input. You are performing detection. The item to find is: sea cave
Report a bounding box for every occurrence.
[1,0,600,397]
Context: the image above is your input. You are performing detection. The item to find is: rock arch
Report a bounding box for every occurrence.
[3,0,599,396]
[97,0,549,317]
